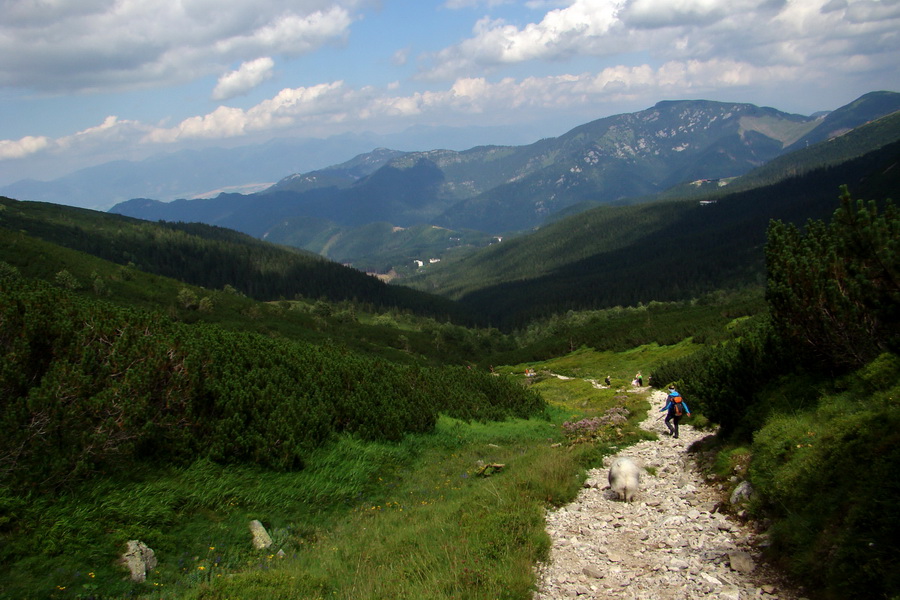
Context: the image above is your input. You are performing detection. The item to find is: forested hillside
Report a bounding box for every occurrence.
[0,269,545,492]
[407,135,900,328]
[0,197,474,324]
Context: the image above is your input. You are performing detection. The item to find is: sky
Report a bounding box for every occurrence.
[1,0,898,186]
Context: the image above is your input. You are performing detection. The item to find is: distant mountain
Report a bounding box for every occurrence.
[0,124,534,211]
[109,148,491,274]
[263,147,407,194]
[784,91,900,152]
[431,99,815,232]
[109,92,900,270]
[411,110,900,304]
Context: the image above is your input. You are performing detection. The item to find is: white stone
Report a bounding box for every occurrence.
[249,519,273,549]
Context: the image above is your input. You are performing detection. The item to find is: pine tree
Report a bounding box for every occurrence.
[765,186,899,371]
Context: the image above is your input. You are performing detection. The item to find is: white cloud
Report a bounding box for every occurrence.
[0,114,149,162]
[392,47,411,66]
[145,81,351,143]
[212,7,354,57]
[0,135,50,160]
[141,55,810,145]
[619,0,775,29]
[212,58,276,101]
[0,0,362,94]
[0,50,828,163]
[418,0,900,80]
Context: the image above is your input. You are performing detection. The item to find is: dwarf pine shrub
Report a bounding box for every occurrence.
[0,272,546,492]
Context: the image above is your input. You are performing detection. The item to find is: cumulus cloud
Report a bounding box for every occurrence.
[418,0,900,80]
[0,0,362,94]
[2,0,896,172]
[212,58,276,101]
[429,1,623,71]
[0,135,50,160]
[618,0,776,29]
[145,81,352,144]
[0,114,149,162]
[0,31,883,175]
[392,47,411,66]
[139,53,810,146]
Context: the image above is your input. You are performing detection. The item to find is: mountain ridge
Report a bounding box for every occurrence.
[0,124,536,210]
[108,92,900,274]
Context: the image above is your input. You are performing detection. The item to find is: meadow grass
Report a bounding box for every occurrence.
[1,346,677,600]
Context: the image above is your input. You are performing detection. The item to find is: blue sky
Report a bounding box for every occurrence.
[1,0,898,186]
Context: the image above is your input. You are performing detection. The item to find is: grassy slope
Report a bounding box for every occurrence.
[1,217,709,598]
[1,340,690,600]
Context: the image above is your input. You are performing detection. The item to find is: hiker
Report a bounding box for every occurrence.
[660,385,691,438]
[605,375,611,386]
[636,372,643,386]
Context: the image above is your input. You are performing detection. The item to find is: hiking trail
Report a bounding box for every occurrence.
[533,390,804,600]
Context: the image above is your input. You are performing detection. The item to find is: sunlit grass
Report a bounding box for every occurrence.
[1,349,664,600]
[502,341,699,387]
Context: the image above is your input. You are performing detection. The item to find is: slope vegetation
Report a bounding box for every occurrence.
[0,197,473,324]
[405,127,900,327]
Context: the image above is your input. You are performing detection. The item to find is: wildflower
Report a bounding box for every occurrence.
[198,565,206,571]
[88,572,95,578]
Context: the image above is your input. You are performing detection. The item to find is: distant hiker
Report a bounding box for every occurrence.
[604,375,611,386]
[636,372,643,386]
[660,386,691,439]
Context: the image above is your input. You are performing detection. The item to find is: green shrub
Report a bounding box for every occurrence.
[0,273,546,493]
[749,356,900,599]
[652,315,792,438]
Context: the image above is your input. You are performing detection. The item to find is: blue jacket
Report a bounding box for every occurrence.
[660,392,690,415]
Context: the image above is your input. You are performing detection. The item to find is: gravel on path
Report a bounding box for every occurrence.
[533,390,803,600]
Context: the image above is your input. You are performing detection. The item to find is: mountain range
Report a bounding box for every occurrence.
[0,124,536,211]
[107,92,900,274]
[3,96,899,330]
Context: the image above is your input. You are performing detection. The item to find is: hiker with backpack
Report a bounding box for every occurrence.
[660,385,691,438]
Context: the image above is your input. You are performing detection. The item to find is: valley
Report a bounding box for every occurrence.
[106,92,900,279]
[0,90,898,600]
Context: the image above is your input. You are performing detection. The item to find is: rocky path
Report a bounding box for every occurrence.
[533,390,801,600]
